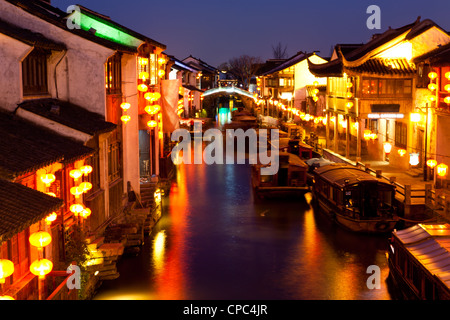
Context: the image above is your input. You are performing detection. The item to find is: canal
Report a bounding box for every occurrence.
[94,150,395,300]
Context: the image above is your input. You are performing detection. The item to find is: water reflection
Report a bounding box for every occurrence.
[95,158,392,300]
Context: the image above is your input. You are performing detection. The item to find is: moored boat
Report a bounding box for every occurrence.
[251,151,309,200]
[387,224,450,299]
[311,163,398,233]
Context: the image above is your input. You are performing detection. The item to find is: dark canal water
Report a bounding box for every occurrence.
[94,157,394,300]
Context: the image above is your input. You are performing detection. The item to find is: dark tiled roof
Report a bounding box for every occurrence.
[0,111,94,179]
[0,179,63,242]
[261,52,316,76]
[18,99,117,136]
[346,58,416,75]
[182,55,218,74]
[308,58,343,77]
[413,42,450,66]
[255,59,287,76]
[0,17,65,51]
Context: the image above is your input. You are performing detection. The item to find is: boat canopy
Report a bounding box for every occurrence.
[305,157,333,168]
[394,224,450,290]
[313,163,388,188]
[279,152,307,168]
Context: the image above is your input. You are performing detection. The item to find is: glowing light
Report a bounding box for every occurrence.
[29,231,52,249]
[70,204,84,216]
[383,142,392,154]
[69,169,82,181]
[80,165,93,176]
[45,212,57,225]
[364,129,372,141]
[0,259,14,284]
[346,101,354,108]
[428,95,436,102]
[346,92,353,99]
[80,208,91,219]
[30,259,53,279]
[138,57,148,65]
[46,192,56,197]
[0,296,14,300]
[139,71,149,81]
[446,72,450,80]
[426,159,437,169]
[158,69,165,78]
[445,96,450,105]
[40,174,55,187]
[138,84,148,92]
[121,115,131,123]
[428,71,438,79]
[410,113,421,122]
[346,82,353,88]
[398,149,407,157]
[437,163,448,177]
[428,83,437,91]
[145,105,161,115]
[445,84,450,93]
[70,186,84,198]
[79,182,92,193]
[409,153,420,166]
[147,120,157,128]
[158,57,166,65]
[312,96,319,102]
[120,102,131,110]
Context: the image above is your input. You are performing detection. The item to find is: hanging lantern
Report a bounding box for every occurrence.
[312,96,319,102]
[70,186,84,198]
[322,117,327,126]
[383,142,392,154]
[139,71,149,81]
[0,259,14,284]
[40,174,55,187]
[45,212,58,225]
[313,81,319,86]
[30,259,53,279]
[398,149,407,157]
[158,57,166,65]
[346,101,354,108]
[120,102,131,110]
[363,129,372,141]
[445,84,450,93]
[410,113,421,122]
[144,105,161,115]
[346,92,353,99]
[409,153,420,166]
[428,95,437,102]
[29,231,52,249]
[428,83,437,91]
[80,208,91,219]
[446,72,450,80]
[69,169,82,181]
[346,82,353,88]
[70,204,84,216]
[370,133,378,140]
[80,165,93,176]
[138,84,148,92]
[147,120,157,128]
[445,96,450,105]
[158,69,165,78]
[79,182,92,193]
[138,57,148,65]
[428,71,438,79]
[437,163,448,177]
[121,115,131,123]
[426,159,437,169]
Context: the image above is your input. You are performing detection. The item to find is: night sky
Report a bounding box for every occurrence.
[52,0,450,67]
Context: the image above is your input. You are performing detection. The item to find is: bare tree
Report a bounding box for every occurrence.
[224,55,262,90]
[272,42,288,59]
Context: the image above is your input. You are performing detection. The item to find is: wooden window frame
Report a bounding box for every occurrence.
[395,121,407,149]
[22,48,49,96]
[106,53,122,95]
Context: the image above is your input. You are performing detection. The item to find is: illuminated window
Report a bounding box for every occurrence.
[395,122,407,149]
[362,78,412,97]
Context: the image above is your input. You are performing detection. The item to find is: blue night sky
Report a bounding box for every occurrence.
[52,0,450,67]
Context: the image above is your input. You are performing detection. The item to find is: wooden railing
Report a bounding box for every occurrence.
[46,271,78,300]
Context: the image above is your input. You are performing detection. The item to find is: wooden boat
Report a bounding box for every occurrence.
[251,151,309,200]
[311,163,398,233]
[387,224,450,299]
[305,157,334,185]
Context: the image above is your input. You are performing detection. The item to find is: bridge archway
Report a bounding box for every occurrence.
[201,87,257,118]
